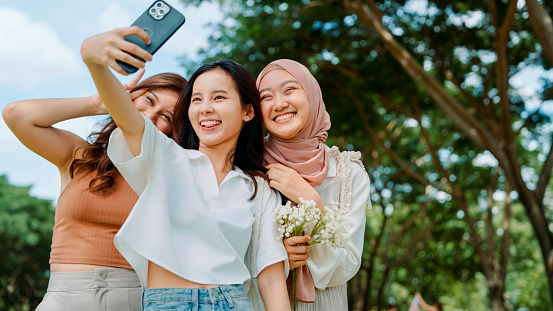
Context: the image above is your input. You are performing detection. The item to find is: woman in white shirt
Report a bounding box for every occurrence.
[257,59,371,310]
[80,27,290,311]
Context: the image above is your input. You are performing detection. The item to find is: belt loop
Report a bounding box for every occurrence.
[221,286,234,308]
[94,268,108,289]
[208,288,216,311]
[193,288,199,311]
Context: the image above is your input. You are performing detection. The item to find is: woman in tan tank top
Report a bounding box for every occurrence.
[3,67,187,310]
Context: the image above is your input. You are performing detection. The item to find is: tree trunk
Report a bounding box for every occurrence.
[488,282,513,311]
[526,0,553,66]
[342,0,553,303]
[375,266,391,310]
[350,270,367,311]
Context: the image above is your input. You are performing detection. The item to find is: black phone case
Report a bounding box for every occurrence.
[117,1,185,73]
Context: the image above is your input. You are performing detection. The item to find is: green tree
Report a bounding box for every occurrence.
[179,0,553,309]
[0,175,54,311]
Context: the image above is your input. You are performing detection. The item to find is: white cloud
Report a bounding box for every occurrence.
[0,117,18,147]
[0,7,80,90]
[0,0,223,202]
[99,3,133,31]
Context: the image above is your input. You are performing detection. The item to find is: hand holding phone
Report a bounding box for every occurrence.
[117,0,186,73]
[81,27,153,75]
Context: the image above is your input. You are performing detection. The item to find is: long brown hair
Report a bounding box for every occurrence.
[70,73,187,192]
[172,60,268,200]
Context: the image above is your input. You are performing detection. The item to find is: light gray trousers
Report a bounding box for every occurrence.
[36,268,141,311]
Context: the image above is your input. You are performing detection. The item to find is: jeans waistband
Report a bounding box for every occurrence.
[143,284,246,307]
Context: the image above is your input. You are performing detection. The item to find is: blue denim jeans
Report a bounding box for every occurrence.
[142,285,254,311]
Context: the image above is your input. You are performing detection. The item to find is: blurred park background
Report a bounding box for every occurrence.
[2,0,553,310]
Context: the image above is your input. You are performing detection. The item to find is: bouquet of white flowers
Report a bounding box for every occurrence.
[274,197,349,307]
[274,197,349,248]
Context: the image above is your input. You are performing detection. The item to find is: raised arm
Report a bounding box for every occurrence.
[3,96,100,174]
[80,27,152,156]
[2,69,145,179]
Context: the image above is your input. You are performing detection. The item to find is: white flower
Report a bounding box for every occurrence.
[309,202,349,249]
[274,199,348,250]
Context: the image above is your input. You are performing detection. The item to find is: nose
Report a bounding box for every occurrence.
[273,97,289,111]
[200,100,214,114]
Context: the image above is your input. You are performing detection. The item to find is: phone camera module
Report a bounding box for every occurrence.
[149,2,170,20]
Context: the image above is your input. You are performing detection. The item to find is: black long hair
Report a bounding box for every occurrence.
[172,60,267,199]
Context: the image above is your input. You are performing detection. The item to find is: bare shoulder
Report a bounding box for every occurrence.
[59,139,90,191]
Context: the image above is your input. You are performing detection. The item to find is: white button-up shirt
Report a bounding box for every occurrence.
[107,115,287,288]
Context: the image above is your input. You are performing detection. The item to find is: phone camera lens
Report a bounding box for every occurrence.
[159,9,165,14]
[150,8,157,13]
[156,2,163,7]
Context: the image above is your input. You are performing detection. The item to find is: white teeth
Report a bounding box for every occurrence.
[201,120,221,127]
[275,113,295,122]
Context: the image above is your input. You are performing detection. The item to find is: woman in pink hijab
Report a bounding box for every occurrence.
[257,59,372,310]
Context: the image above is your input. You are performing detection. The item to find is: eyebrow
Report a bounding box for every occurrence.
[191,90,229,97]
[149,90,159,102]
[149,91,174,118]
[259,79,300,94]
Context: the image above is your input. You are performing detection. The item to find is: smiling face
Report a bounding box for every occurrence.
[258,69,310,140]
[133,89,178,136]
[188,69,252,151]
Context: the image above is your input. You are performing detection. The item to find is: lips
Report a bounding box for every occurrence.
[274,112,296,122]
[200,120,222,129]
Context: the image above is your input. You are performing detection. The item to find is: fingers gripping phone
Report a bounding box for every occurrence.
[117,0,185,73]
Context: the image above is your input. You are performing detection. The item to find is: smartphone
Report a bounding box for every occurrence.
[117,0,185,73]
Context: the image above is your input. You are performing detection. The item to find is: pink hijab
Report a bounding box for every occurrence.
[257,59,331,187]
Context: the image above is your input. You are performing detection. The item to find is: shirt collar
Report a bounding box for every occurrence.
[228,167,253,182]
[187,149,253,182]
[186,149,206,160]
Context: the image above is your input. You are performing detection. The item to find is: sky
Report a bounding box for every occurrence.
[0,0,551,203]
[0,0,222,202]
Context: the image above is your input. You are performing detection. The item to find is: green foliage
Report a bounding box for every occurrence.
[179,0,553,309]
[0,175,54,311]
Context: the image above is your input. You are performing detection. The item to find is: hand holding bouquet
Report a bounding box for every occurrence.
[275,197,348,248]
[274,198,349,307]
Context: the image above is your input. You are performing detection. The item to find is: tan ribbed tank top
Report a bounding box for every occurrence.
[49,172,138,269]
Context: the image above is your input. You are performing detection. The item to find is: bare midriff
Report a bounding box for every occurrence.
[50,263,123,272]
[147,261,220,289]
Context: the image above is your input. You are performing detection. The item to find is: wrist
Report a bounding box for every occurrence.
[86,96,103,115]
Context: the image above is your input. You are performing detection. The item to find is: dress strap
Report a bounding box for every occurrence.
[246,177,266,311]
